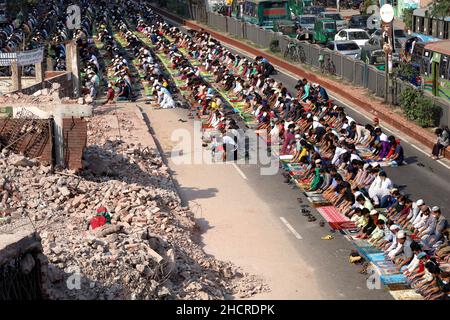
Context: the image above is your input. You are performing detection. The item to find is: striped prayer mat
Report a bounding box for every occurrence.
[316,206,357,230]
[380,274,407,285]
[389,289,423,300]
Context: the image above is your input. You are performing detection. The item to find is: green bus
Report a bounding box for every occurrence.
[232,0,295,34]
[422,40,450,101]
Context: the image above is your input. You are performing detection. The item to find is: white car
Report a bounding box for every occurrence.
[334,29,370,48]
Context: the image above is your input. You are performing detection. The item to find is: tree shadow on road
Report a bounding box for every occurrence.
[178,186,219,204]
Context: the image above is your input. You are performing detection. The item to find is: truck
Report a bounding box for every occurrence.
[311,18,337,45]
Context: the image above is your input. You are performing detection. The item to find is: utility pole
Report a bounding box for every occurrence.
[380,4,394,104]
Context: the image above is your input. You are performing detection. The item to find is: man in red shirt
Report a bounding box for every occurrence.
[281,123,296,154]
[103,83,115,104]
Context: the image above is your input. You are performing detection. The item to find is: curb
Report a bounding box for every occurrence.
[149,5,450,161]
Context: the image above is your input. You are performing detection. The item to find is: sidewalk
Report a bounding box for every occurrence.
[150,5,449,162]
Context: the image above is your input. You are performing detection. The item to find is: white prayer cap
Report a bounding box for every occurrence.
[333,105,338,110]
[416,199,424,206]
[432,206,440,212]
[315,159,322,164]
[295,134,301,139]
[397,230,406,239]
[313,116,319,122]
[370,209,378,216]
[363,163,370,169]
[306,113,312,119]
[371,162,380,168]
[390,224,401,231]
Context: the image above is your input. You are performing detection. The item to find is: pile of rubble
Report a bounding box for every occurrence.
[0,83,64,105]
[0,109,268,300]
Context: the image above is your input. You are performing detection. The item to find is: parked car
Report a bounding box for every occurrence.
[303,6,325,15]
[326,40,361,59]
[296,15,316,31]
[334,28,370,47]
[360,35,402,63]
[348,14,379,32]
[318,12,346,30]
[312,18,337,44]
[371,28,408,45]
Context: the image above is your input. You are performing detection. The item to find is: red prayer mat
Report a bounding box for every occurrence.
[316,206,357,230]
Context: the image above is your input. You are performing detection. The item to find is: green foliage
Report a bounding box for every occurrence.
[400,88,441,127]
[361,0,378,14]
[395,62,419,82]
[402,8,414,30]
[430,0,450,19]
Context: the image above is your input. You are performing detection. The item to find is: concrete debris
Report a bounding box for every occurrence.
[0,109,268,300]
[0,86,65,104]
[10,155,37,167]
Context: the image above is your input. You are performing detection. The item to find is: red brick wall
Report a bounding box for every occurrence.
[62,117,87,171]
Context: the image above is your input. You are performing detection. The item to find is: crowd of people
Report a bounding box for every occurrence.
[0,1,66,77]
[123,3,449,299]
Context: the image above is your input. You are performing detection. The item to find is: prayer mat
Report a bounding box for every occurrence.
[295,182,310,189]
[377,160,392,167]
[289,170,305,176]
[367,252,386,262]
[357,246,384,258]
[389,289,423,300]
[380,274,406,285]
[307,196,332,207]
[280,155,294,161]
[316,206,357,230]
[304,191,322,197]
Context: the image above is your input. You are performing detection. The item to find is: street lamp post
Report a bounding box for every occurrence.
[380,4,394,104]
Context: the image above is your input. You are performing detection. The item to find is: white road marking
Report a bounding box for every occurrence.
[232,163,248,180]
[280,217,303,240]
[437,159,450,170]
[409,143,428,155]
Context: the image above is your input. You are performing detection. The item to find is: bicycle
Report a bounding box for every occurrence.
[283,42,306,64]
[320,56,336,75]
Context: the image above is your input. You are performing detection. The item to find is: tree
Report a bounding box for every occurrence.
[402,8,414,31]
[360,0,378,15]
[430,0,450,19]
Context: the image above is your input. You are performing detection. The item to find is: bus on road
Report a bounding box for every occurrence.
[231,0,295,35]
